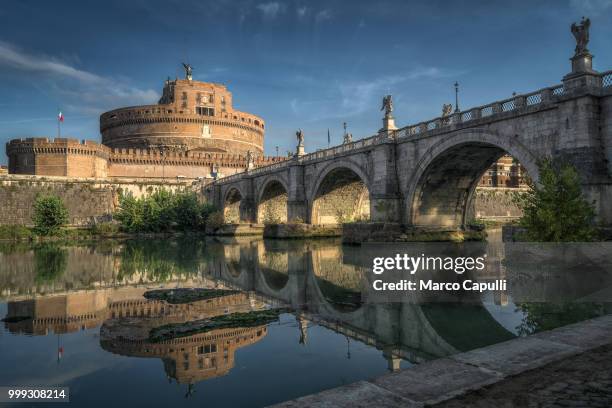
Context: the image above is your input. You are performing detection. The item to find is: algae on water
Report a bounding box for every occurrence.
[148,308,289,342]
[143,288,240,304]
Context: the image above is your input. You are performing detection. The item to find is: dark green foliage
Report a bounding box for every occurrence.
[114,190,218,233]
[516,302,605,336]
[144,288,240,304]
[32,195,69,236]
[174,193,202,229]
[34,244,68,283]
[0,225,34,240]
[149,309,289,342]
[116,238,203,281]
[516,158,597,242]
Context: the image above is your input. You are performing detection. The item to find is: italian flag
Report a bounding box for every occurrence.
[58,111,64,122]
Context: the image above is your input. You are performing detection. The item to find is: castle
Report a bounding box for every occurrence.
[6,66,283,180]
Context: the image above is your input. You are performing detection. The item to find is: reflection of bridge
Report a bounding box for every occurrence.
[203,238,515,367]
[208,30,612,228]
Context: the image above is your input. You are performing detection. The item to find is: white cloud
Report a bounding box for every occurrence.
[570,0,612,13]
[0,41,158,115]
[296,6,307,19]
[336,67,456,117]
[0,41,102,84]
[257,2,284,19]
[315,9,332,23]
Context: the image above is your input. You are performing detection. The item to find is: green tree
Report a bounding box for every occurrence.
[32,195,69,236]
[174,193,203,230]
[516,158,596,242]
[114,193,145,232]
[115,189,218,233]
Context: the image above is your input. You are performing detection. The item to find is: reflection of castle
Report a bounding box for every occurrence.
[102,325,266,384]
[3,286,269,385]
[3,287,253,336]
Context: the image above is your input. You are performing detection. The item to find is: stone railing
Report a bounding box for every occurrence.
[215,70,612,185]
[394,84,565,140]
[299,133,381,163]
[602,69,612,88]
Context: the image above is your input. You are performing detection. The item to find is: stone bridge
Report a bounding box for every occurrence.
[207,49,612,228]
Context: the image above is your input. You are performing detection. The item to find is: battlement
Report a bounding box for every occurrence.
[109,146,285,166]
[7,137,110,154]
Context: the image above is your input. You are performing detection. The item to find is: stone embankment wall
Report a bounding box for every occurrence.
[0,175,202,227]
[473,187,528,220]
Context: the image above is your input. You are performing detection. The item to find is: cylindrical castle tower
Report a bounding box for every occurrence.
[100,78,265,156]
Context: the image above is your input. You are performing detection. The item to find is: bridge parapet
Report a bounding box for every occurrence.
[210,68,612,228]
[215,70,612,187]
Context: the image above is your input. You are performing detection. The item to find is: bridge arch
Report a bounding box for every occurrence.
[406,130,539,227]
[309,160,371,225]
[257,177,289,224]
[223,187,245,223]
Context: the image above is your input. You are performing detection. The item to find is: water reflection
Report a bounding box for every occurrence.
[100,290,268,392]
[0,238,610,406]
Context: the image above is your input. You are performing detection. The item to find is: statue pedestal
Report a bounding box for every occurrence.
[379,114,398,138]
[381,114,398,132]
[296,144,305,157]
[563,52,601,92]
[570,52,595,75]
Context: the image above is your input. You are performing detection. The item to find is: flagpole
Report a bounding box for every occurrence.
[57,109,61,139]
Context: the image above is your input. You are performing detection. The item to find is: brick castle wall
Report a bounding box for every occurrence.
[7,138,285,180]
[100,79,265,156]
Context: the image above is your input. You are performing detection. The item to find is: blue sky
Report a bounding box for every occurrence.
[1,0,612,163]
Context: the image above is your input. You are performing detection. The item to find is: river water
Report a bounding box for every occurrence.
[0,237,609,407]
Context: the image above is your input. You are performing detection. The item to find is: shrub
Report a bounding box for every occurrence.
[115,190,218,233]
[0,225,34,240]
[114,194,145,232]
[89,222,120,236]
[515,158,596,242]
[206,211,225,231]
[33,195,69,236]
[174,193,203,229]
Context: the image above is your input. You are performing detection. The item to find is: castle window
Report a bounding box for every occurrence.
[196,107,214,116]
[182,92,187,100]
[209,94,214,103]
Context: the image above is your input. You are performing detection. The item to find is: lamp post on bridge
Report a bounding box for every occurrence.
[454,81,460,113]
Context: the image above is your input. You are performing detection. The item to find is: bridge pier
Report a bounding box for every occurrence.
[369,195,402,223]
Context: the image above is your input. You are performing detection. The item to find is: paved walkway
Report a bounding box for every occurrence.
[434,344,612,408]
[270,315,612,408]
